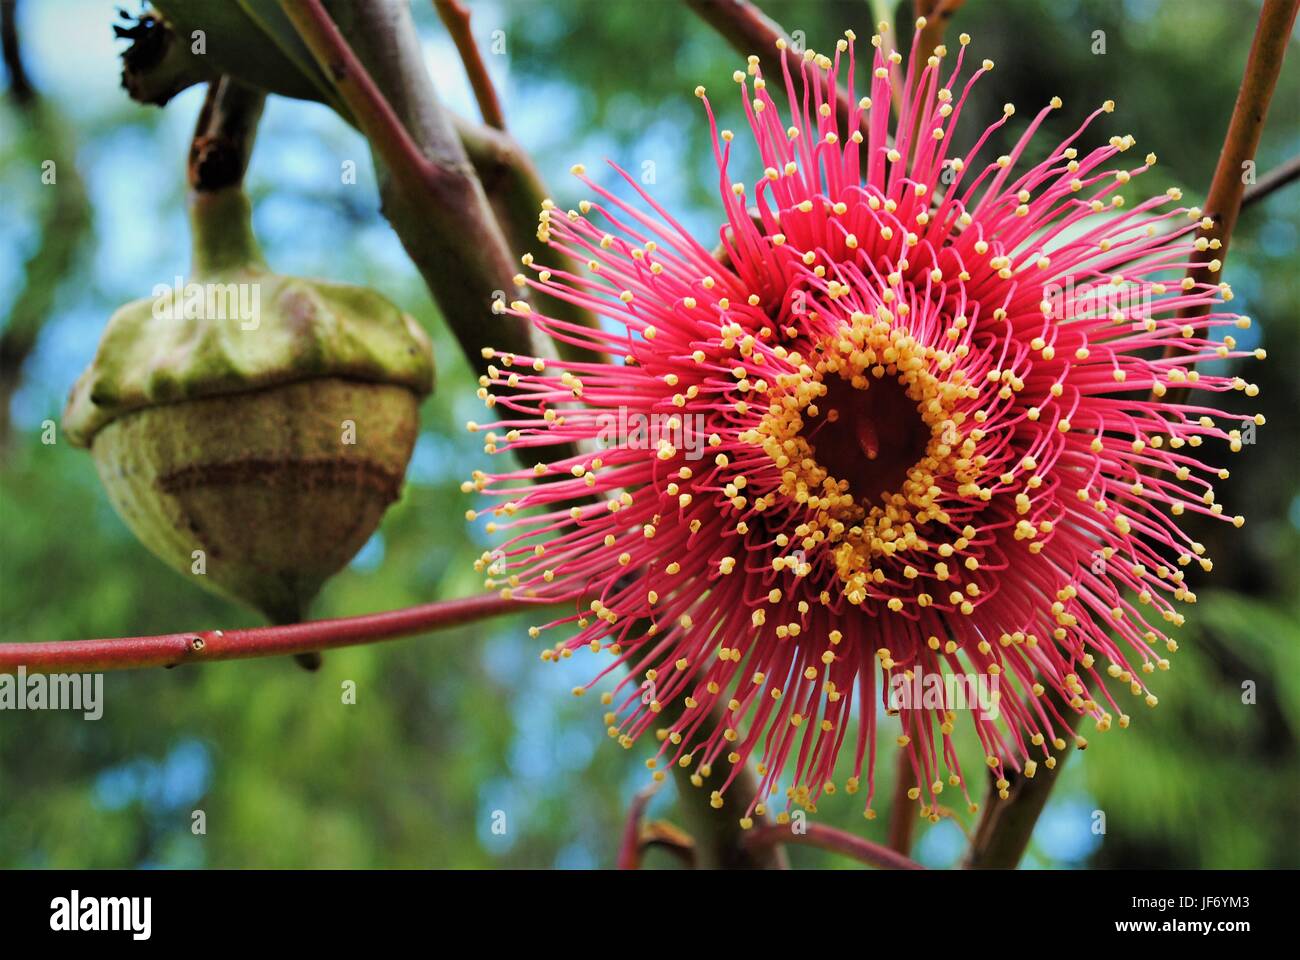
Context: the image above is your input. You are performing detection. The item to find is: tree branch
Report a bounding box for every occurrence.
[1241,152,1300,210]
[187,77,265,193]
[961,687,1086,868]
[1177,0,1299,322]
[433,0,504,130]
[278,0,444,200]
[913,0,966,66]
[0,594,555,674]
[684,0,866,139]
[962,723,1080,869]
[1,0,33,103]
[126,3,603,374]
[644,675,787,869]
[279,0,538,380]
[746,823,925,870]
[452,115,606,364]
[887,747,918,855]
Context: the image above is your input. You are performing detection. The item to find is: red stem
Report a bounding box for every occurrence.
[0,594,556,674]
[745,823,924,870]
[615,785,659,869]
[914,0,966,64]
[433,0,505,130]
[280,0,550,408]
[1178,0,1299,321]
[887,747,918,855]
[279,0,434,191]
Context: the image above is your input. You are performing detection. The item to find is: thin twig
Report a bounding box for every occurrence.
[913,0,966,65]
[639,821,697,867]
[187,77,265,193]
[650,674,788,869]
[616,784,661,869]
[746,823,925,870]
[1,0,33,103]
[1242,153,1300,210]
[433,0,505,130]
[887,747,918,855]
[1176,0,1299,323]
[962,714,1081,869]
[280,0,544,389]
[684,0,865,139]
[279,0,436,195]
[0,594,557,674]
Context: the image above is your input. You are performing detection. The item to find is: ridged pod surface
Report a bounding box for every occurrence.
[64,189,434,624]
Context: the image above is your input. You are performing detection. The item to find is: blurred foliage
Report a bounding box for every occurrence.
[0,0,1296,868]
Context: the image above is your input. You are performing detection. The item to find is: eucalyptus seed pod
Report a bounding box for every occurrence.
[63,188,434,638]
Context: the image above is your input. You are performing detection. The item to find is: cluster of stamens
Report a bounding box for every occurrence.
[459,17,1261,826]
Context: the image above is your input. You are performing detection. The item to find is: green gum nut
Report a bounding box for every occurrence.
[63,188,435,626]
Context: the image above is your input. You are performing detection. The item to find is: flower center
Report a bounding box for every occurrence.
[802,374,930,506]
[747,307,987,606]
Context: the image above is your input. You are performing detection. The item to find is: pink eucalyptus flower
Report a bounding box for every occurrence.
[465,20,1260,825]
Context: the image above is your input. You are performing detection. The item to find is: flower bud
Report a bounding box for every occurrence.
[63,188,434,626]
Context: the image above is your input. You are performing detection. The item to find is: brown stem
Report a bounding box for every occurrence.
[616,784,661,869]
[887,745,918,855]
[0,594,557,674]
[962,698,1084,869]
[684,0,864,139]
[1,0,33,104]
[187,77,265,193]
[433,0,505,130]
[280,0,538,381]
[1242,153,1300,210]
[651,691,787,869]
[452,114,606,364]
[185,84,267,275]
[1175,0,1298,325]
[913,0,966,64]
[670,759,786,868]
[746,823,925,870]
